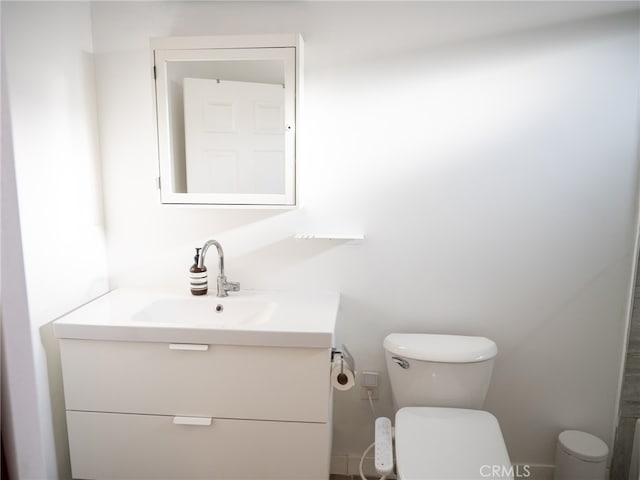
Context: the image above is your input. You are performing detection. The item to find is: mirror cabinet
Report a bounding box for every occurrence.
[151,34,303,206]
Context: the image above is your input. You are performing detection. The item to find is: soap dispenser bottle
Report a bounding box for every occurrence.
[189,248,207,295]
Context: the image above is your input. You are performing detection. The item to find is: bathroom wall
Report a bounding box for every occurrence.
[90,2,640,475]
[1,2,109,478]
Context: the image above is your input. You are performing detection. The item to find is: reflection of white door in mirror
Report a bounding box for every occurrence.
[151,34,302,207]
[183,78,285,195]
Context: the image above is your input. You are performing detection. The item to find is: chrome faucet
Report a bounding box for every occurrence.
[198,239,240,297]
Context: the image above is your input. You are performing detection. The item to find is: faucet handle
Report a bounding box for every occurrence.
[225,281,240,293]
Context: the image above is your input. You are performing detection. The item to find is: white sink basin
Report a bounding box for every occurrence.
[53,287,339,348]
[132,298,277,328]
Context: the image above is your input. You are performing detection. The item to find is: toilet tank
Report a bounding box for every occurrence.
[384,333,498,410]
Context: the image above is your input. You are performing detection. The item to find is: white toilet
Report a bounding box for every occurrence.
[384,333,512,480]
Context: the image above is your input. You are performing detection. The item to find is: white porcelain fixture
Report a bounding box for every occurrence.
[55,287,336,347]
[133,297,277,328]
[384,333,512,480]
[54,287,339,479]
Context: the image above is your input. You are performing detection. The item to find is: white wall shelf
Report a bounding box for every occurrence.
[294,234,365,241]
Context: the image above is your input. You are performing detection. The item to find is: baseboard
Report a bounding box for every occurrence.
[330,455,349,476]
[331,453,396,478]
[513,463,554,480]
[331,456,555,480]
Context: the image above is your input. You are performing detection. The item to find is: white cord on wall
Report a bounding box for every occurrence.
[367,388,376,418]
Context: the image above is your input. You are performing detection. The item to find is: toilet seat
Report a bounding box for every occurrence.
[395,407,512,480]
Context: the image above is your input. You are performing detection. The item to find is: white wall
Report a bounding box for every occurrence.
[1,41,49,480]
[98,0,639,475]
[2,2,109,478]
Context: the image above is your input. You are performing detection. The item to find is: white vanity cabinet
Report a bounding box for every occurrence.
[54,288,339,480]
[60,340,332,479]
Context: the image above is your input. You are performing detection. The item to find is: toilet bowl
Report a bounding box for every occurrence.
[384,333,512,480]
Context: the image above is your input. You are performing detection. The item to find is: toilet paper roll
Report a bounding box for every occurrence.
[331,359,355,391]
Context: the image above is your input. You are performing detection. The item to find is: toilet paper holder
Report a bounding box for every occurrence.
[331,345,355,374]
[331,345,356,390]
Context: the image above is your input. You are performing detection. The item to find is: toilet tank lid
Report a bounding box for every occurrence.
[384,334,497,363]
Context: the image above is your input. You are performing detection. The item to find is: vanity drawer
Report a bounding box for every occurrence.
[67,410,330,480]
[60,339,331,422]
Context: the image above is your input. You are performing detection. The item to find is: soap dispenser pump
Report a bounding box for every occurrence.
[189,247,207,296]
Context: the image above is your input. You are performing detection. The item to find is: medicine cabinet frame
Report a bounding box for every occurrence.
[150,34,303,207]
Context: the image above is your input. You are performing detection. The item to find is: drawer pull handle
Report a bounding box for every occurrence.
[173,416,212,426]
[169,343,209,351]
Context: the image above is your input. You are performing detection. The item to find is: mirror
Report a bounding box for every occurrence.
[151,34,302,206]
